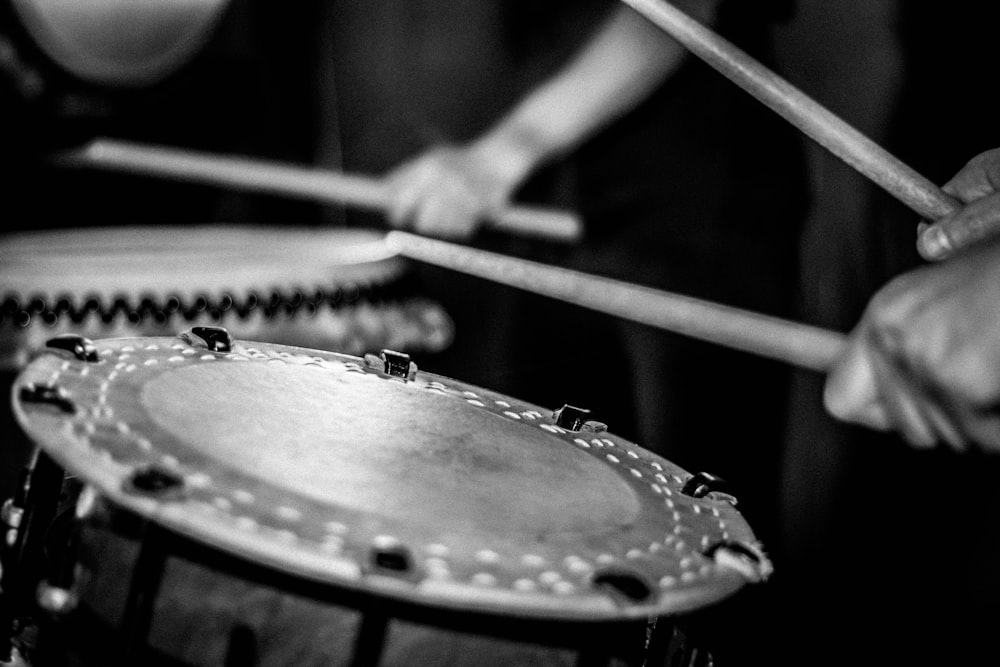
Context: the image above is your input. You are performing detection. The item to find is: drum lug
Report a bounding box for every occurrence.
[17,384,75,415]
[364,349,417,381]
[680,472,738,505]
[553,404,591,431]
[124,466,186,500]
[366,536,416,579]
[180,326,234,353]
[371,545,412,573]
[703,540,772,583]
[44,334,99,362]
[590,567,654,606]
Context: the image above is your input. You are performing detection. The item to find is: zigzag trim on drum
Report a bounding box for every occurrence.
[0,280,414,328]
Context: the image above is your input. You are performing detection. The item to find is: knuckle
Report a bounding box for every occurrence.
[937,358,997,407]
[867,277,916,334]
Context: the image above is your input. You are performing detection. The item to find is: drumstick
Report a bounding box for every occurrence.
[387,231,846,373]
[52,138,584,244]
[620,0,963,260]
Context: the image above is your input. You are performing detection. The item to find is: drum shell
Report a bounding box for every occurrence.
[51,502,701,667]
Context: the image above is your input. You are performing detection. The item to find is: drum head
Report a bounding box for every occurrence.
[11,335,769,622]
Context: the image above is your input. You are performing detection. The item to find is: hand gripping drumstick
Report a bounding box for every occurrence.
[620,0,965,261]
[53,138,584,244]
[388,231,846,373]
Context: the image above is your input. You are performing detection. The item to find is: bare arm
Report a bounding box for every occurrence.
[385,2,718,239]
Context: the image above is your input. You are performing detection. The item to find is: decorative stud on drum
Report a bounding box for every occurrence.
[3,330,771,666]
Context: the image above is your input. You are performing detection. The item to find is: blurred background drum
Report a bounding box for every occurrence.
[3,332,771,666]
[0,0,231,155]
[0,225,452,365]
[7,0,229,87]
[0,225,453,502]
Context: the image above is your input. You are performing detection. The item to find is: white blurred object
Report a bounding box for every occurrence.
[10,0,228,85]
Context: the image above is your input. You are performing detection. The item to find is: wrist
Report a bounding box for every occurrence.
[470,121,552,190]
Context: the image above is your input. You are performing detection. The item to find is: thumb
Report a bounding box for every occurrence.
[917,191,1000,260]
[823,332,890,431]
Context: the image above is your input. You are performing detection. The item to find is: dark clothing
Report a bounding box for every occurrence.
[506,0,807,544]
[779,4,1000,665]
[318,0,608,178]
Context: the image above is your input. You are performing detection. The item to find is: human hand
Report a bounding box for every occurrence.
[918,147,1000,260]
[824,236,1000,452]
[384,142,530,240]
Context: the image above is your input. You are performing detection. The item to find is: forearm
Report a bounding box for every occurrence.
[470,2,718,183]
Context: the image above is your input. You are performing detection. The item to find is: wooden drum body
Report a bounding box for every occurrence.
[2,332,771,666]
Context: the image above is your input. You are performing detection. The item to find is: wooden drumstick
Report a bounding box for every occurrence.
[53,139,584,244]
[620,0,963,259]
[387,231,846,372]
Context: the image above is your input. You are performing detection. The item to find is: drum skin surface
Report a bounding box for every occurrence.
[11,335,770,624]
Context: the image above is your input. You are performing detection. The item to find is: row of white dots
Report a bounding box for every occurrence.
[61,347,356,565]
[82,348,723,599]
